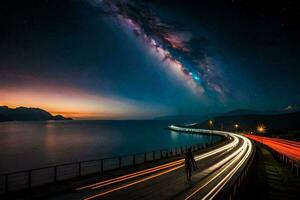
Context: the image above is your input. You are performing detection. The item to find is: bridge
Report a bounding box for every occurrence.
[37,126,254,200]
[0,127,256,199]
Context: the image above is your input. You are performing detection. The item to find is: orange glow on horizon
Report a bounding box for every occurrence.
[0,91,119,119]
[0,86,168,119]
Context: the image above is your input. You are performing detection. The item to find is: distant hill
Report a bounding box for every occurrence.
[0,106,72,122]
[222,109,272,116]
[154,107,300,122]
[154,109,278,121]
[153,113,221,121]
[192,111,300,133]
[221,108,295,116]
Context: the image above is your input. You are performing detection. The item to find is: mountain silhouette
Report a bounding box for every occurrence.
[0,106,72,122]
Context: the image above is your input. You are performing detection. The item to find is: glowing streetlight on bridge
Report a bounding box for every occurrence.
[208,120,213,130]
[257,124,266,144]
[257,124,266,133]
[234,124,239,133]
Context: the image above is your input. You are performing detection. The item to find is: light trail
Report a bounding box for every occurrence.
[83,165,184,200]
[245,134,300,161]
[78,131,238,191]
[79,126,253,200]
[194,136,239,161]
[170,126,253,200]
[184,142,245,199]
[76,159,183,190]
[90,160,183,189]
[202,136,253,200]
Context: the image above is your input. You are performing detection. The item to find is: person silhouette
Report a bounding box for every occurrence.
[185,148,197,181]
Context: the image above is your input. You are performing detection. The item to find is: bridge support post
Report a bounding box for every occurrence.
[229,193,232,200]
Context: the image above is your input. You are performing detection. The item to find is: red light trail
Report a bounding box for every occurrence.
[244,134,300,161]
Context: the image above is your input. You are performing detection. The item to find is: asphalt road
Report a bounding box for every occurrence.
[48,128,254,200]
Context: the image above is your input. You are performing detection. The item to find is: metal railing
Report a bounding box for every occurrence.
[244,135,300,177]
[0,140,222,194]
[225,142,256,200]
[225,141,298,200]
[268,146,299,176]
[170,126,257,200]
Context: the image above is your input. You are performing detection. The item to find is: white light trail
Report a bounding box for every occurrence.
[168,125,254,200]
[80,125,253,200]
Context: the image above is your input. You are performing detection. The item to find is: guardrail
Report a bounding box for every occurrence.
[269,147,299,176]
[224,141,256,200]
[0,139,222,195]
[244,134,300,177]
[169,125,256,200]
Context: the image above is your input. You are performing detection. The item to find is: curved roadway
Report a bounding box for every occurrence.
[245,134,300,161]
[50,126,254,200]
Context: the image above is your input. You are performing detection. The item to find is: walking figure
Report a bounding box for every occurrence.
[185,148,197,181]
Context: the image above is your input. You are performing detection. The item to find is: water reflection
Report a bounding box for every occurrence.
[170,131,179,140]
[0,120,221,173]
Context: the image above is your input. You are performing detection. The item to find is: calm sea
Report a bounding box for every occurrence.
[0,120,221,173]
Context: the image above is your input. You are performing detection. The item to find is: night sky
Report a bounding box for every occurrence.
[1,0,300,119]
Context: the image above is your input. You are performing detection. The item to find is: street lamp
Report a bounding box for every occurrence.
[257,124,266,144]
[257,124,266,134]
[234,124,239,133]
[209,120,213,130]
[208,120,213,144]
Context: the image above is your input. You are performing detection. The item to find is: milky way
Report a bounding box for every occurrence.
[2,0,298,118]
[91,0,226,99]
